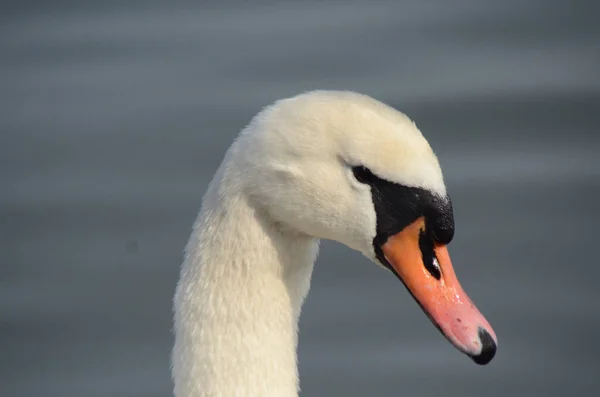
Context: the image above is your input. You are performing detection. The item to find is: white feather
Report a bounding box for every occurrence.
[172,90,446,397]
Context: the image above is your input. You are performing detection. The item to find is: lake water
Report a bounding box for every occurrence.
[2,1,599,396]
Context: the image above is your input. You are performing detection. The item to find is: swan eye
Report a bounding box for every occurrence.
[352,165,375,184]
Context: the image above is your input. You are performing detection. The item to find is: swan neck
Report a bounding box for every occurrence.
[173,180,318,397]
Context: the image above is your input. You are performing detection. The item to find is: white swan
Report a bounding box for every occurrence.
[172,90,497,397]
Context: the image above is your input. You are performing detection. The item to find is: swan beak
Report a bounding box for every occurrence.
[381,217,497,365]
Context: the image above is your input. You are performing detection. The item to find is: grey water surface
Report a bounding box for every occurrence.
[2,1,599,396]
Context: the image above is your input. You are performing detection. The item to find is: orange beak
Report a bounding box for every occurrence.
[381,217,497,364]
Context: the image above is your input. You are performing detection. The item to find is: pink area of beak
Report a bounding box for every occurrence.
[382,217,497,364]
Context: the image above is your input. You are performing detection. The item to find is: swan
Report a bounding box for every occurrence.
[172,90,498,397]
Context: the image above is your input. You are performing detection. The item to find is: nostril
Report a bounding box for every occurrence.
[470,327,497,365]
[418,230,441,280]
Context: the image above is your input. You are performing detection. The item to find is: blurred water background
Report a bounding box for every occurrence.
[2,1,599,396]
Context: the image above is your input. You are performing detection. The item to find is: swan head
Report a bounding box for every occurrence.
[235,90,497,365]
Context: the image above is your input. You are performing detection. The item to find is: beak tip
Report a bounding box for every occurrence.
[469,327,497,365]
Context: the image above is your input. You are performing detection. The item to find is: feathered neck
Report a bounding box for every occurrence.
[172,164,319,397]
